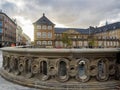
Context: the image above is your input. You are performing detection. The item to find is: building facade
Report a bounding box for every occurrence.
[33,13,55,48]
[21,33,31,45]
[0,11,17,47]
[33,14,120,48]
[16,26,23,45]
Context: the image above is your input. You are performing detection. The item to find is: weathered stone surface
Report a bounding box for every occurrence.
[0,47,120,90]
[0,50,39,90]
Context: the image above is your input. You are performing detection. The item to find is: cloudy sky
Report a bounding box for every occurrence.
[0,0,120,41]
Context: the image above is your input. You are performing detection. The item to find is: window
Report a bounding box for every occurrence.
[0,28,2,33]
[48,41,52,45]
[37,32,41,38]
[42,25,47,30]
[78,35,81,38]
[0,21,2,26]
[78,41,82,46]
[84,41,88,46]
[0,16,2,19]
[37,41,41,45]
[55,41,58,47]
[42,41,47,45]
[60,41,63,47]
[36,25,41,29]
[48,32,52,38]
[42,32,46,38]
[98,41,103,46]
[73,41,76,47]
[48,26,52,30]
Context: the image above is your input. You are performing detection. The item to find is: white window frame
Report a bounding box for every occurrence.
[48,41,52,45]
[42,41,47,45]
[42,25,47,30]
[37,41,41,45]
[48,32,52,38]
[42,32,46,38]
[48,26,52,30]
[36,25,41,29]
[37,32,41,38]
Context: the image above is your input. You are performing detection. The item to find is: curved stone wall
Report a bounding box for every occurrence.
[0,47,120,90]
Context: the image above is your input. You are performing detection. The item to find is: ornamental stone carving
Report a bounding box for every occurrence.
[0,47,120,90]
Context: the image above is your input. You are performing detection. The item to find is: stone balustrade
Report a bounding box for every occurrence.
[0,47,120,90]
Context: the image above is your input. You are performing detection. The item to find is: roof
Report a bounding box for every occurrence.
[0,11,17,25]
[33,13,120,34]
[33,13,54,25]
[55,28,89,34]
[55,22,120,34]
[90,22,120,34]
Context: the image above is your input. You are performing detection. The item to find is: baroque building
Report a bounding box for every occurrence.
[33,14,120,48]
[33,13,55,48]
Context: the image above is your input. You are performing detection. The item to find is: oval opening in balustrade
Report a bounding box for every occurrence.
[78,60,87,79]
[40,61,47,75]
[3,56,8,68]
[25,60,31,73]
[58,61,67,79]
[7,57,10,69]
[97,60,108,81]
[14,58,18,71]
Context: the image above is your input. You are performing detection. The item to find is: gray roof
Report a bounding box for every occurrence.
[90,22,120,34]
[55,22,120,35]
[0,12,17,25]
[55,28,89,34]
[33,13,120,34]
[33,13,54,25]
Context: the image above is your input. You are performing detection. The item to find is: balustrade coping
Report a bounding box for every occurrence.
[0,47,120,53]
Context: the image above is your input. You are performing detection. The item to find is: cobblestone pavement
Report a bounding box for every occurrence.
[0,50,39,90]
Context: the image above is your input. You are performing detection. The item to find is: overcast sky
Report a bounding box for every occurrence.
[0,0,120,41]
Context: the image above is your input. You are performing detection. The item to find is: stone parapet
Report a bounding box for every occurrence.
[0,47,120,89]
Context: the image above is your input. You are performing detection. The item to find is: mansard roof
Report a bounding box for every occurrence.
[91,22,120,34]
[33,13,120,34]
[55,22,120,35]
[33,13,54,25]
[55,28,89,34]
